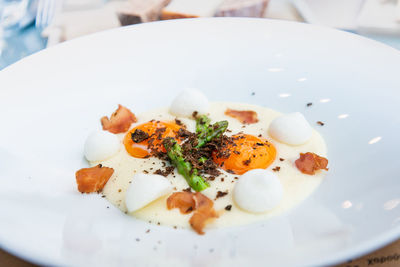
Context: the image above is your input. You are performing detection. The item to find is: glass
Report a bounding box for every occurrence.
[0,0,37,37]
[0,0,45,69]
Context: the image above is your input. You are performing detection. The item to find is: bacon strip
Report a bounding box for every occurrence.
[166,191,196,214]
[190,192,218,235]
[295,152,328,175]
[101,104,137,134]
[225,108,259,124]
[167,191,218,235]
[76,164,114,193]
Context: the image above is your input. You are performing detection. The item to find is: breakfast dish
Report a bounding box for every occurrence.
[2,18,399,267]
[75,89,329,235]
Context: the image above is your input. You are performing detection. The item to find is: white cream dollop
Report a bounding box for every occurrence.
[233,169,283,213]
[125,173,173,213]
[169,89,209,117]
[268,112,312,145]
[84,131,120,162]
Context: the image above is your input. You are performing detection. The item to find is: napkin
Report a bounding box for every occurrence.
[292,0,400,35]
[357,0,400,35]
[42,1,122,46]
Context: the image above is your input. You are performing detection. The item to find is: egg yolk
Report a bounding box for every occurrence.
[124,121,181,158]
[213,134,276,175]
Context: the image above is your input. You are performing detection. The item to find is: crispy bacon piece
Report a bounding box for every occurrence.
[167,191,218,235]
[75,164,114,193]
[166,191,196,214]
[190,192,218,235]
[225,108,259,124]
[295,152,328,175]
[101,104,137,134]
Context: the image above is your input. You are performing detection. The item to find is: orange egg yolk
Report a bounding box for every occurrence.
[124,121,181,158]
[213,134,276,175]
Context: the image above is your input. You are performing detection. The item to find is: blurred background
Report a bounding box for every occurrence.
[1,0,400,69]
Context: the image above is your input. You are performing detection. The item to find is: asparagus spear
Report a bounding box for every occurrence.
[198,156,207,164]
[163,138,209,192]
[196,115,211,135]
[195,115,228,148]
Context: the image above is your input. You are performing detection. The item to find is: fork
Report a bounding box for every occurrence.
[35,0,58,28]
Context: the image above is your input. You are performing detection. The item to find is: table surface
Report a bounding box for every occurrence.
[0,20,399,267]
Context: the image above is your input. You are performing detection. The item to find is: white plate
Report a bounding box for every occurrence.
[0,18,399,267]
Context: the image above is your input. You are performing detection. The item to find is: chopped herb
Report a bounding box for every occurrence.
[198,157,207,164]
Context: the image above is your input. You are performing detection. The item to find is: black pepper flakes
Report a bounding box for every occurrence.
[225,205,232,211]
[175,118,183,126]
[243,158,251,166]
[317,121,325,126]
[216,191,228,199]
[131,129,150,143]
[154,166,174,177]
[272,166,281,172]
[279,158,285,161]
[307,102,313,107]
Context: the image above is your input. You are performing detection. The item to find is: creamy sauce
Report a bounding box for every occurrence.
[91,102,327,229]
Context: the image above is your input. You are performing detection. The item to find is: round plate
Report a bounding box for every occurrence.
[0,18,399,267]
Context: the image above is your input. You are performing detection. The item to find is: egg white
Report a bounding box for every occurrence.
[90,102,327,229]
